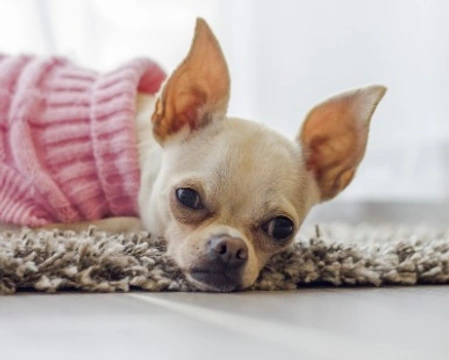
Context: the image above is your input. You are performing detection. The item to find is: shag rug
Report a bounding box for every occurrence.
[1,224,449,294]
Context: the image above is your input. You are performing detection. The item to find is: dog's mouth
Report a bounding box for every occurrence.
[188,268,242,292]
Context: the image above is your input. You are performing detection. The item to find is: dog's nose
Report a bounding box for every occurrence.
[189,236,248,291]
[208,236,248,268]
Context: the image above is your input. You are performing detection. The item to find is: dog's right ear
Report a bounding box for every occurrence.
[298,85,386,202]
[152,18,230,145]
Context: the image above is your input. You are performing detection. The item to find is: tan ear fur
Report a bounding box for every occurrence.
[299,85,387,201]
[152,18,230,144]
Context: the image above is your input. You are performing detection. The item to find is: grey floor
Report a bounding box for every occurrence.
[1,201,449,360]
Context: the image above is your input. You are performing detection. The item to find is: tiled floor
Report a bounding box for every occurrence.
[1,201,449,360]
[1,288,448,360]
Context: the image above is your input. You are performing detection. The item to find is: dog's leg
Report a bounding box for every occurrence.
[0,223,21,232]
[37,217,143,234]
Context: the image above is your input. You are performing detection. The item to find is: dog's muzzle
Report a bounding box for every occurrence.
[189,235,248,292]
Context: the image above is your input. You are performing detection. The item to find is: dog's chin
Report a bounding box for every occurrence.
[186,269,242,292]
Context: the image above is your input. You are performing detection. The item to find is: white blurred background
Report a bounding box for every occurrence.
[1,0,449,203]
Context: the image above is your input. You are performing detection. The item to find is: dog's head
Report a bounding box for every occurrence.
[140,18,386,291]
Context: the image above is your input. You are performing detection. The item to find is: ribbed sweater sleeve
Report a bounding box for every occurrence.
[0,55,166,226]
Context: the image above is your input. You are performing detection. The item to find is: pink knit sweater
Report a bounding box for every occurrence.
[0,55,166,227]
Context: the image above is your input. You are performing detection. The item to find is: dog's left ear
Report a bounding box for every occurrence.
[298,85,387,201]
[152,18,230,144]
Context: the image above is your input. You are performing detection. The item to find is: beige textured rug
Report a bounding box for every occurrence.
[1,224,448,294]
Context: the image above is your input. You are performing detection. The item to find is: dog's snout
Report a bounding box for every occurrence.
[189,235,249,292]
[208,236,248,267]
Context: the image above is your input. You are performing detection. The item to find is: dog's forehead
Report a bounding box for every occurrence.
[219,119,301,176]
[169,117,310,217]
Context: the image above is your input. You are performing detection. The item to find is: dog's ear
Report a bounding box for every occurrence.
[152,18,230,144]
[298,85,386,201]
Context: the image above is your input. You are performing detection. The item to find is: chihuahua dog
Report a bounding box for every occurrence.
[2,18,386,291]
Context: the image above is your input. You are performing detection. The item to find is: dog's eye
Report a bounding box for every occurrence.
[175,188,203,209]
[263,216,294,240]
